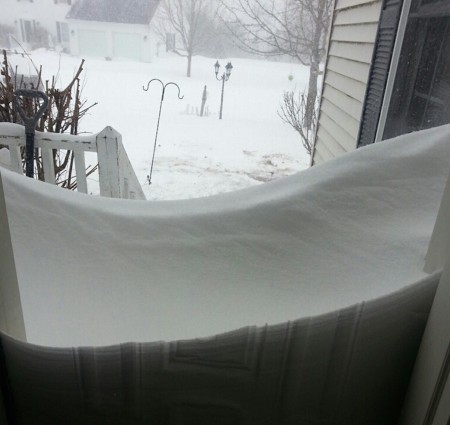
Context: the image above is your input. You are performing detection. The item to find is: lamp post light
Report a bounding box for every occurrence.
[214,60,233,120]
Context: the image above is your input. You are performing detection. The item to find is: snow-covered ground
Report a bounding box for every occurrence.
[9,50,310,200]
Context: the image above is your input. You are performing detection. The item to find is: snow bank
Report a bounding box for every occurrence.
[3,125,450,347]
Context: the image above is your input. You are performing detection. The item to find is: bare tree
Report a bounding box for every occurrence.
[155,0,216,77]
[220,0,332,128]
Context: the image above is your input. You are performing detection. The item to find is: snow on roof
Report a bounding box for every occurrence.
[2,124,450,347]
[66,0,161,25]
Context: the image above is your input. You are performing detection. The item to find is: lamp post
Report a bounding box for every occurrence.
[214,60,233,120]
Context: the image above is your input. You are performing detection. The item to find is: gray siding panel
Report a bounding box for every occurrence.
[328,41,375,63]
[331,23,379,43]
[321,98,360,138]
[312,148,325,165]
[316,127,348,156]
[312,0,383,165]
[334,2,383,25]
[322,85,364,121]
[319,112,357,152]
[336,0,379,9]
[315,139,336,161]
[327,56,371,85]
[325,70,367,102]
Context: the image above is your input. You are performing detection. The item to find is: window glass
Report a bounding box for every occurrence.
[383,4,450,139]
[56,21,69,43]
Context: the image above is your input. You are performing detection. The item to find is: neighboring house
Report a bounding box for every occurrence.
[312,0,450,165]
[0,0,72,51]
[66,0,160,62]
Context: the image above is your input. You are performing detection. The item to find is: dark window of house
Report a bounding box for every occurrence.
[383,0,450,139]
[166,33,176,52]
[56,22,69,43]
[20,19,35,43]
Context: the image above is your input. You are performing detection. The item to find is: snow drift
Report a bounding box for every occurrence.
[2,125,450,347]
[1,125,450,424]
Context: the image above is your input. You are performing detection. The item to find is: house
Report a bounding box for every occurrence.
[66,0,161,62]
[0,0,72,51]
[312,0,450,165]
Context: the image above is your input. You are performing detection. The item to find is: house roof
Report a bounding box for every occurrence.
[66,0,160,25]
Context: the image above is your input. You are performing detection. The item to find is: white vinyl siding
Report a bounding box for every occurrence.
[328,41,375,63]
[312,0,383,165]
[112,32,142,61]
[78,29,108,57]
[335,0,379,9]
[56,21,69,43]
[68,21,152,63]
[331,23,379,43]
[321,98,360,139]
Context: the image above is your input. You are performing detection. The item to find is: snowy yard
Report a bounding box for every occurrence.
[12,50,311,200]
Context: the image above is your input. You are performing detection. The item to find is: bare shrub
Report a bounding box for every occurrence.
[0,49,98,188]
[278,89,318,156]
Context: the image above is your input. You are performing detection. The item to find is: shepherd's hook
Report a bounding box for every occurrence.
[13,90,49,178]
[143,79,184,185]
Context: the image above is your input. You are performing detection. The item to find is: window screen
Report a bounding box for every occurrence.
[382,0,450,139]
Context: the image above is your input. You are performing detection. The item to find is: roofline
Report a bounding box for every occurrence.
[66,18,152,27]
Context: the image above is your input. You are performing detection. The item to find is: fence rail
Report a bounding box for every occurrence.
[0,123,145,200]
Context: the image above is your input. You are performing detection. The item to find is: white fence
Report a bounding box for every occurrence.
[0,123,145,200]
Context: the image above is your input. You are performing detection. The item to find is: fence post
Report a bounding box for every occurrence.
[74,150,88,194]
[117,137,146,200]
[96,127,121,198]
[9,146,23,175]
[200,85,207,117]
[41,147,56,184]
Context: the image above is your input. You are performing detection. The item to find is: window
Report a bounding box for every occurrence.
[383,0,450,139]
[56,22,70,43]
[165,33,176,52]
[20,19,36,43]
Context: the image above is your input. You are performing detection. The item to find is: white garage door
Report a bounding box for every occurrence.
[113,32,142,61]
[78,30,108,58]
